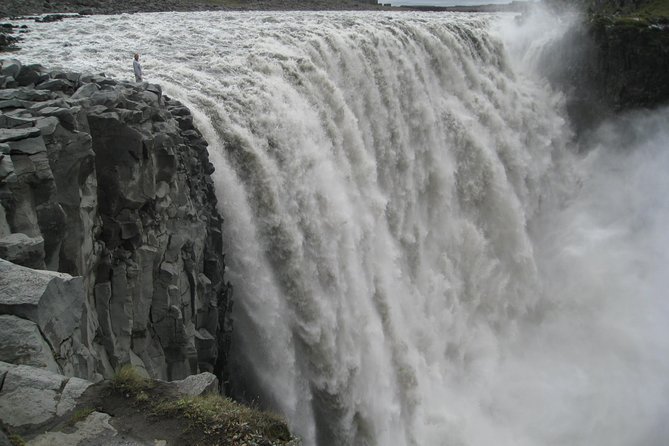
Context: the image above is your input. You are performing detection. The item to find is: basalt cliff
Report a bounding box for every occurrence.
[0,59,232,384]
[543,0,669,129]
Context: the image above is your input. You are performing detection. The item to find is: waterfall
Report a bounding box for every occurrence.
[12,10,669,446]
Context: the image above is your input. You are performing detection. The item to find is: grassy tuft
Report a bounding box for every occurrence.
[8,434,25,446]
[593,0,669,25]
[635,0,669,21]
[110,364,152,396]
[154,394,294,444]
[67,407,95,425]
[107,365,298,444]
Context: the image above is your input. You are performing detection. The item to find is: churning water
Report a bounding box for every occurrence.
[10,10,669,446]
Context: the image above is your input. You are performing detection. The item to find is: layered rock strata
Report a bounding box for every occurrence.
[0,58,232,385]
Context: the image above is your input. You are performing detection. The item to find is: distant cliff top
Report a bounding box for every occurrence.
[548,0,669,22]
[1,0,388,19]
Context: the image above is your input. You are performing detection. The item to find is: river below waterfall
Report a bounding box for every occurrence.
[9,10,669,446]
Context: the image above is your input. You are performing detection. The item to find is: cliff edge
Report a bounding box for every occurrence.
[542,0,669,130]
[0,59,232,387]
[0,362,296,445]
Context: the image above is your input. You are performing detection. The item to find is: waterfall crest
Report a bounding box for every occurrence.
[13,11,669,446]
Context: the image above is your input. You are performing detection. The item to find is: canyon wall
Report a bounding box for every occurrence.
[0,59,232,386]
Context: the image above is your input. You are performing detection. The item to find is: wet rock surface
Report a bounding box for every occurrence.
[0,24,24,53]
[0,59,232,388]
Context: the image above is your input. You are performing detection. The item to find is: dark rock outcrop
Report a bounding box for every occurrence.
[587,17,669,111]
[542,0,669,130]
[0,23,23,53]
[0,59,232,387]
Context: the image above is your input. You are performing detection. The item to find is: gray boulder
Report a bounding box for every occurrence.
[28,411,118,446]
[0,127,41,143]
[0,60,21,79]
[170,371,218,396]
[0,362,93,433]
[0,233,45,269]
[0,259,90,376]
[0,315,59,372]
[0,362,66,427]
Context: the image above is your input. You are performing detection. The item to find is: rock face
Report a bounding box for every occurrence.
[541,0,669,130]
[587,18,669,111]
[0,58,232,385]
[0,362,94,430]
[0,260,89,376]
[170,370,219,396]
[0,25,21,53]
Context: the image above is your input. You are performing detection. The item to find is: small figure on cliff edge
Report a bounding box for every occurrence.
[133,53,142,82]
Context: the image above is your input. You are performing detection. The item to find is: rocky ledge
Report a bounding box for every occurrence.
[0,362,295,445]
[0,59,232,390]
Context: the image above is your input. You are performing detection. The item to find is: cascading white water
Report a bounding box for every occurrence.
[11,10,669,446]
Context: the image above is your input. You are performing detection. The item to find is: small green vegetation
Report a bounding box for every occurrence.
[135,390,150,403]
[154,394,295,444]
[108,365,297,445]
[68,407,95,425]
[634,0,669,21]
[591,0,669,25]
[8,434,25,446]
[111,364,153,396]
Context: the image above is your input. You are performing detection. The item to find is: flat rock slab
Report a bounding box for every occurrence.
[56,377,93,416]
[0,362,94,429]
[36,78,73,92]
[0,127,41,143]
[6,135,47,155]
[0,314,59,372]
[2,363,66,392]
[0,60,21,79]
[27,411,117,446]
[0,233,45,269]
[0,259,85,352]
[170,371,218,396]
[27,411,160,446]
[0,89,52,102]
[0,386,59,426]
[0,363,65,427]
[0,99,35,110]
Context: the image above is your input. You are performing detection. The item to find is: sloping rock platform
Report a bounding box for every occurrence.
[0,362,295,445]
